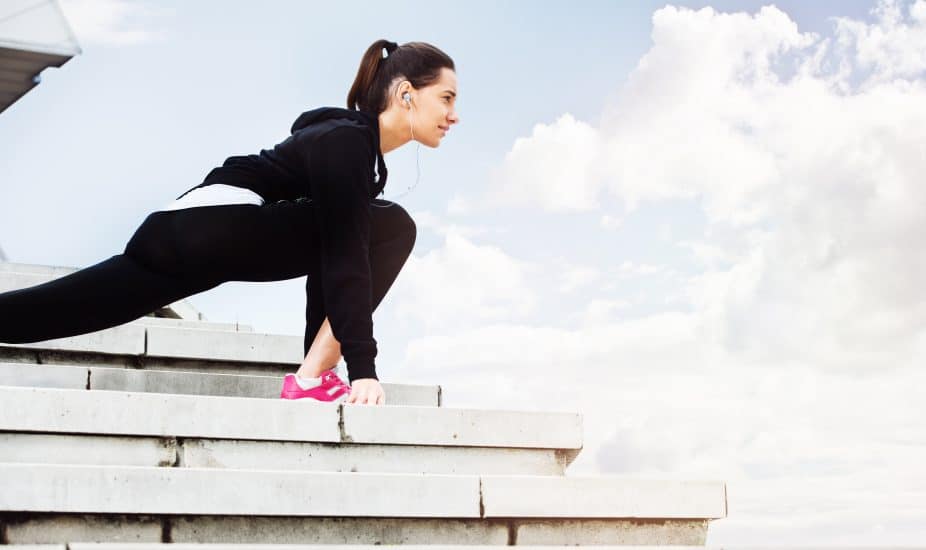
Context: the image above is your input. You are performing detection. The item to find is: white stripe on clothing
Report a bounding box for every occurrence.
[160,184,264,212]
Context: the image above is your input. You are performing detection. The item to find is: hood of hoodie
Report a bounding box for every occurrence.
[290,107,388,195]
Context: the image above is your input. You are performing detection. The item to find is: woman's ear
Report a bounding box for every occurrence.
[398,81,413,102]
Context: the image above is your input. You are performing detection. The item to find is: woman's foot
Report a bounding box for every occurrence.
[279,370,351,402]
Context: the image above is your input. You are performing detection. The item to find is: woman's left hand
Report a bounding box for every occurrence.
[346,378,385,405]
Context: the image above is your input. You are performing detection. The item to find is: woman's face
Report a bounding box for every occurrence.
[409,67,460,147]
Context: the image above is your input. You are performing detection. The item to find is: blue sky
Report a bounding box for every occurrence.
[3,0,926,545]
[0,0,883,330]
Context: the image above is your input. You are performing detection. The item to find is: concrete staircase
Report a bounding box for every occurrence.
[0,262,727,546]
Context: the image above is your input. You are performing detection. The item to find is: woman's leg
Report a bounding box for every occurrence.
[297,198,417,377]
[155,198,414,337]
[0,203,294,345]
[368,198,418,312]
[1,199,415,367]
[0,211,222,344]
[152,198,416,376]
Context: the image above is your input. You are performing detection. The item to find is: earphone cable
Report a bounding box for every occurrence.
[389,96,421,201]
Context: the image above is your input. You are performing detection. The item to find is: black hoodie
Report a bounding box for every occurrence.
[175,107,389,382]
[176,106,388,203]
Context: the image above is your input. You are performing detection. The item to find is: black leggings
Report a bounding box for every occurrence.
[0,198,416,357]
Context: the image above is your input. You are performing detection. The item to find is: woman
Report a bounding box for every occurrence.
[0,39,460,407]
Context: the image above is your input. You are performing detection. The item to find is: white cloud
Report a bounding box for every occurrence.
[600,213,623,230]
[391,231,538,330]
[832,0,926,85]
[400,309,706,387]
[446,193,471,216]
[557,263,601,293]
[484,113,605,212]
[395,0,926,544]
[572,297,631,326]
[616,259,674,278]
[676,237,735,269]
[58,0,170,45]
[410,209,493,239]
[481,0,926,376]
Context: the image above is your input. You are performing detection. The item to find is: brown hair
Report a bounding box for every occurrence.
[347,39,455,115]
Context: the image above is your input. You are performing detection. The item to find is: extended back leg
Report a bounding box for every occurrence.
[0,254,219,344]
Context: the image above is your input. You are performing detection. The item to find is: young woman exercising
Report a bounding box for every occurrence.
[0,39,460,406]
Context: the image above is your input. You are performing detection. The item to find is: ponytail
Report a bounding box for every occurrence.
[346,39,455,115]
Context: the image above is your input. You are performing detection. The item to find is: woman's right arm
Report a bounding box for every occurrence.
[304,126,379,384]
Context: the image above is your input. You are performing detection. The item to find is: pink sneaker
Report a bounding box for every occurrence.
[280,370,351,402]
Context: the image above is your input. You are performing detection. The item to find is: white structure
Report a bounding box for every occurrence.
[1,1,79,268]
[0,0,81,114]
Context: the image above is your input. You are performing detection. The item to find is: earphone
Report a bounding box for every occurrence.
[389,91,421,200]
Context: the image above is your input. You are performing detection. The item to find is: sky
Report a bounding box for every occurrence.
[2,0,926,545]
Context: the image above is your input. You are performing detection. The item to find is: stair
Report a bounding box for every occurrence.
[0,263,727,546]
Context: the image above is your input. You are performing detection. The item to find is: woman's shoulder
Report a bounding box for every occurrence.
[289,116,372,153]
[289,106,375,138]
[273,107,378,170]
[304,121,375,162]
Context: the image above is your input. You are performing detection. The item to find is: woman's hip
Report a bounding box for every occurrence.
[123,197,415,279]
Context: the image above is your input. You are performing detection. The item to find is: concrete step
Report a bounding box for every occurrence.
[0,324,146,357]
[1,515,715,545]
[3,547,742,550]
[0,385,581,475]
[128,316,254,332]
[5,547,922,550]
[0,431,577,476]
[1,326,332,378]
[0,385,581,448]
[1,323,302,365]
[0,341,313,378]
[0,262,80,276]
[0,463,725,545]
[0,547,738,550]
[0,547,749,550]
[0,362,441,406]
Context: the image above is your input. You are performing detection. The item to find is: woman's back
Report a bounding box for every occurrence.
[173,106,388,206]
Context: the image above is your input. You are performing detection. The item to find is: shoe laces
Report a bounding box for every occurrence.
[322,370,351,392]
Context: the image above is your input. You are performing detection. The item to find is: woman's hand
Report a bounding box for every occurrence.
[347,378,385,405]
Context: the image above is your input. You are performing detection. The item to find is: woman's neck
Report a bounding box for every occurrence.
[377,109,411,155]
